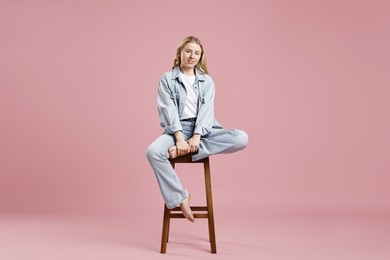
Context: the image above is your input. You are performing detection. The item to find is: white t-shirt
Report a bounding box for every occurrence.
[180,72,198,119]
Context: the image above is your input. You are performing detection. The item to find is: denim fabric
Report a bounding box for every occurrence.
[157,66,222,136]
[146,121,248,209]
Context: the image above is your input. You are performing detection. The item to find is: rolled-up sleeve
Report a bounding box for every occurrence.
[157,75,182,135]
[194,77,215,135]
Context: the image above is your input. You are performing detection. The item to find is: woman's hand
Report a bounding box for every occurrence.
[176,139,190,156]
[187,134,201,153]
[175,131,190,156]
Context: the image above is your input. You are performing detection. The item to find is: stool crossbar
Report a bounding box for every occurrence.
[160,155,217,254]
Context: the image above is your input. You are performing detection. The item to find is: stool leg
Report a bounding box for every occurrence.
[160,205,170,253]
[160,161,175,253]
[204,158,217,254]
[166,214,170,243]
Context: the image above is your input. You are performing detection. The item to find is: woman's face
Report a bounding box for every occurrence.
[179,42,202,70]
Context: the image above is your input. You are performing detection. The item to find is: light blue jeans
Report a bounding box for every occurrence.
[146,121,248,209]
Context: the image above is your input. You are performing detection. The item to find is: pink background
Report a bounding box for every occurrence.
[1,1,390,259]
[1,0,389,215]
[0,1,390,213]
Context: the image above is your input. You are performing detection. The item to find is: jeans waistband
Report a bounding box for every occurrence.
[180,117,197,122]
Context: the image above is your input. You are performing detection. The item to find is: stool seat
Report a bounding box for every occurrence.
[160,154,217,254]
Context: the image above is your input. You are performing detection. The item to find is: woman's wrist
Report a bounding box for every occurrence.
[192,133,201,140]
[174,131,185,142]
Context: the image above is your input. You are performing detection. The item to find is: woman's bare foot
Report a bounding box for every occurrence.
[168,146,178,159]
[168,146,191,159]
[180,194,195,223]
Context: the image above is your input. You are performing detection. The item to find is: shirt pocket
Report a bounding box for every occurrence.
[199,92,205,104]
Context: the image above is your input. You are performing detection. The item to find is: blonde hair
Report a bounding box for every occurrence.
[172,36,209,74]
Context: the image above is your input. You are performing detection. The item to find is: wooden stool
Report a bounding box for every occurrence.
[160,154,217,254]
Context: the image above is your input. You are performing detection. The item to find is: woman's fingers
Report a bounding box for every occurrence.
[177,144,190,156]
[189,145,198,153]
[187,136,200,153]
[175,140,200,156]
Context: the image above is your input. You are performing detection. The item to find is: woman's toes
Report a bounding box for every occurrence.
[180,195,195,223]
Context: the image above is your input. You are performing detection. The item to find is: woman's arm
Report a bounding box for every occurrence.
[157,75,183,135]
[194,77,215,136]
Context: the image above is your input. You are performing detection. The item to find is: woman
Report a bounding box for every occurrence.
[146,36,248,222]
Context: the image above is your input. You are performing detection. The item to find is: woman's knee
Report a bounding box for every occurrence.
[146,135,174,162]
[145,145,153,161]
[145,143,162,162]
[234,129,248,149]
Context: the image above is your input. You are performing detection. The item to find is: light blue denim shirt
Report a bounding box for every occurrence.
[157,66,222,136]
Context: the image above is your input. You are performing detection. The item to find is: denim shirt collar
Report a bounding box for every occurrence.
[171,66,206,82]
